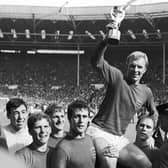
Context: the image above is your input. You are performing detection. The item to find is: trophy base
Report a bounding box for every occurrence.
[107,29,120,45]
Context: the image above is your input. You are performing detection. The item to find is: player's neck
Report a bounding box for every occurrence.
[31,142,48,152]
[51,130,64,138]
[135,138,148,147]
[69,130,86,139]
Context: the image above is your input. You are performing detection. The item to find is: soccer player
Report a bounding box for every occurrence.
[134,116,160,168]
[45,103,66,148]
[16,112,53,168]
[87,32,158,168]
[1,98,32,154]
[51,100,96,168]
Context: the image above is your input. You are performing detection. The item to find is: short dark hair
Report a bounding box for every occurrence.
[28,112,51,132]
[6,98,27,118]
[67,100,89,121]
[45,103,64,116]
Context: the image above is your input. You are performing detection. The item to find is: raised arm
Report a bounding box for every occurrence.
[91,39,108,69]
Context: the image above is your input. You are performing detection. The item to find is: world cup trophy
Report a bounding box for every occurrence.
[106,6,125,44]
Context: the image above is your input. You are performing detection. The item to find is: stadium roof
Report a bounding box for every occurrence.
[0,0,168,20]
[0,0,168,7]
[0,0,168,49]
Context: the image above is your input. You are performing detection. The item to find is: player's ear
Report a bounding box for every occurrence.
[49,126,51,134]
[143,68,147,74]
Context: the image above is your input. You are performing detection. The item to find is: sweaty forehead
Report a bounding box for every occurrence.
[128,56,145,62]
[128,57,146,66]
[74,108,89,114]
[139,118,154,127]
[34,118,50,126]
[12,104,27,111]
[52,110,65,116]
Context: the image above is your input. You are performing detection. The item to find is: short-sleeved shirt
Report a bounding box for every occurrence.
[48,136,63,149]
[51,134,96,168]
[1,125,32,154]
[16,144,53,168]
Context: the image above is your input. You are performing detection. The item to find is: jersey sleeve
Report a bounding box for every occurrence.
[51,147,68,168]
[15,149,30,168]
[91,40,124,85]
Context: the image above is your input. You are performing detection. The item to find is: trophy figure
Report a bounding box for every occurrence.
[106,6,125,44]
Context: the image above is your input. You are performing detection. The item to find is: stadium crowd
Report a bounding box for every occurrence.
[0,38,167,168]
[0,10,168,168]
[0,50,167,108]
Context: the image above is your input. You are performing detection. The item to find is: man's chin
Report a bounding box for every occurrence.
[55,125,64,130]
[127,77,138,84]
[131,78,139,82]
[14,126,24,131]
[16,123,25,129]
[139,135,148,140]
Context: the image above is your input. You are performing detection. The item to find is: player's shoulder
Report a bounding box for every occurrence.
[0,149,27,168]
[16,146,30,154]
[139,83,152,92]
[85,134,95,141]
[56,135,71,149]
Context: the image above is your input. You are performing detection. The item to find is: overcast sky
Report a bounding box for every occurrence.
[0,0,167,7]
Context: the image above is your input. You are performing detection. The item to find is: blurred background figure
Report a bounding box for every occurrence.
[0,125,7,150]
[153,103,168,148]
[0,148,27,168]
[45,103,66,148]
[160,142,168,168]
[32,103,44,113]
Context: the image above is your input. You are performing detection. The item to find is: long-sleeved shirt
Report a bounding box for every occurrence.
[91,40,158,136]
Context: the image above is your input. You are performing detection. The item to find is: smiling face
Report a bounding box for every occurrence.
[9,104,29,131]
[127,57,147,84]
[70,108,89,138]
[136,117,155,141]
[50,110,65,132]
[30,118,51,146]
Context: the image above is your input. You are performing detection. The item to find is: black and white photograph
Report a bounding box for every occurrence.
[0,0,167,167]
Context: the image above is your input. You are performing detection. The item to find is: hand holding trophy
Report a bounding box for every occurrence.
[106,6,125,44]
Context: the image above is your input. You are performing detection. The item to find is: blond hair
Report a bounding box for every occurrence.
[126,51,149,69]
